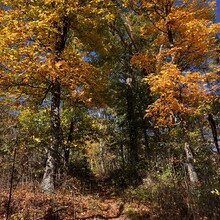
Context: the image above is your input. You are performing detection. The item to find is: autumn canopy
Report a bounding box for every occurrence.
[0,0,220,219]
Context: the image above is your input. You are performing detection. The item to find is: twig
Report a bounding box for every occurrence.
[6,127,18,220]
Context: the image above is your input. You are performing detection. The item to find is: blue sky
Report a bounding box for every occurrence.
[216,1,220,22]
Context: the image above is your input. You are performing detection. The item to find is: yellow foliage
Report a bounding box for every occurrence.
[0,0,114,107]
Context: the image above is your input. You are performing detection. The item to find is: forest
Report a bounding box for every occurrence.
[0,0,220,219]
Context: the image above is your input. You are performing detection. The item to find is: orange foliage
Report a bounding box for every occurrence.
[132,0,220,127]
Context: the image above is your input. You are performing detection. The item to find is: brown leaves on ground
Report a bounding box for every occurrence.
[0,182,153,220]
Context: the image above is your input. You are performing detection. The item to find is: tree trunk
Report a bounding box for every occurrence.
[64,118,74,166]
[184,142,198,184]
[208,113,220,155]
[126,84,138,165]
[41,80,61,192]
[40,15,68,192]
[180,119,198,184]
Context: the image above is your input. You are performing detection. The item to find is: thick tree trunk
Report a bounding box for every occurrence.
[40,149,55,192]
[41,80,61,192]
[40,16,68,192]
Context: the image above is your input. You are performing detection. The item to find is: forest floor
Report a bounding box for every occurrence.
[0,177,156,220]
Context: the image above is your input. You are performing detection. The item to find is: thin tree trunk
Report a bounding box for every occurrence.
[120,141,125,167]
[208,113,220,155]
[126,43,138,165]
[143,127,150,159]
[64,118,74,166]
[126,84,138,165]
[111,20,139,167]
[6,127,17,220]
[98,138,106,174]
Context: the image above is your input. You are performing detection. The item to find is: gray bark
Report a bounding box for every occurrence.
[184,142,198,184]
[41,81,61,192]
[40,149,55,192]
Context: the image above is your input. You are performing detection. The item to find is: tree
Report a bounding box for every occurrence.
[0,0,115,192]
[132,0,220,183]
[105,1,154,168]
